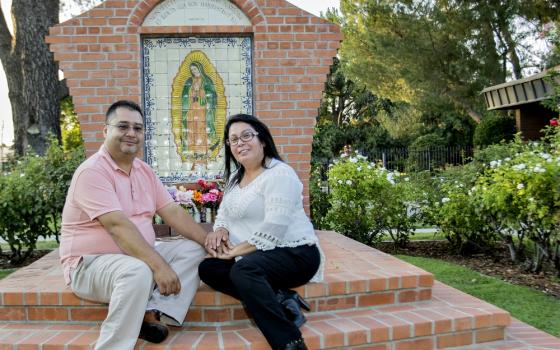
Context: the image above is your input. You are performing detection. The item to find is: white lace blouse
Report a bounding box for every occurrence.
[213,159,324,282]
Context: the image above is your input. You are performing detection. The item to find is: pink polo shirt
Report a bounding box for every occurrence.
[59,145,174,284]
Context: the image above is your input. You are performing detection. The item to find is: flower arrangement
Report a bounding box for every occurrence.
[166,179,223,223]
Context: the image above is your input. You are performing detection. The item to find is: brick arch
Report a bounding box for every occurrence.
[128,0,265,27]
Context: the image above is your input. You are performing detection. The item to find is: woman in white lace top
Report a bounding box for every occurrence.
[198,114,322,350]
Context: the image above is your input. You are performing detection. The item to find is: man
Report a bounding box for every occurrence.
[59,100,210,349]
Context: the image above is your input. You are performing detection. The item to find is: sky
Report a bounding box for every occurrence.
[0,0,340,146]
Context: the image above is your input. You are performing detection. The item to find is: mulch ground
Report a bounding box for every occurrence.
[0,250,51,269]
[1,243,559,300]
[376,240,560,300]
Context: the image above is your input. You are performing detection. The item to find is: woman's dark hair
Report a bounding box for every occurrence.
[223,114,283,189]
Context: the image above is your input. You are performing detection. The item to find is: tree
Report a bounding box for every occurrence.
[337,0,560,123]
[0,0,99,156]
[0,0,62,155]
[320,57,393,127]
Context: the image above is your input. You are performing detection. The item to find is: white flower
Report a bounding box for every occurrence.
[404,177,410,182]
[517,183,524,190]
[367,165,372,169]
[442,197,451,203]
[540,152,551,159]
[512,163,526,170]
[19,173,25,177]
[504,157,511,161]
[357,166,362,171]
[490,160,499,167]
[346,180,352,185]
[349,157,358,163]
[340,153,347,158]
[533,166,545,173]
[337,180,343,184]
[357,154,367,160]
[528,197,535,202]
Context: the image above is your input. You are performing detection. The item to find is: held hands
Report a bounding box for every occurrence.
[204,228,233,258]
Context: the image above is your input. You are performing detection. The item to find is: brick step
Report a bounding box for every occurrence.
[0,231,434,324]
[445,319,560,350]
[0,282,511,349]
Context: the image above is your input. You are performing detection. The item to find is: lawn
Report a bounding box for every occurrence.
[398,255,560,337]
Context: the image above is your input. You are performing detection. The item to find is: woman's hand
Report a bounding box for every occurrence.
[217,241,256,260]
[205,228,232,257]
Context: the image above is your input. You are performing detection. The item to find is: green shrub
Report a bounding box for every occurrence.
[422,165,498,255]
[324,153,418,247]
[473,114,516,147]
[60,97,84,152]
[474,128,560,274]
[0,139,84,263]
[309,163,330,229]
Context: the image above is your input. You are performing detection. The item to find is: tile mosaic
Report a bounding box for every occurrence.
[143,36,252,183]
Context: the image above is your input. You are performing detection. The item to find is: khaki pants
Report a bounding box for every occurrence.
[71,239,206,350]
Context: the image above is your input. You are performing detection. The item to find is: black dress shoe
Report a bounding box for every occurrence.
[139,321,169,343]
[139,311,169,343]
[284,338,308,350]
[276,290,310,327]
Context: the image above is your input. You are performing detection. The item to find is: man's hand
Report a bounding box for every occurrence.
[205,228,232,257]
[97,211,181,295]
[153,263,181,296]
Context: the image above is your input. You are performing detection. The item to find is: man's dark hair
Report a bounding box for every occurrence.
[105,100,144,123]
[223,114,283,190]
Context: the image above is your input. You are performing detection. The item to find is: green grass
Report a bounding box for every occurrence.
[397,255,560,337]
[382,230,444,241]
[0,269,16,279]
[0,240,59,251]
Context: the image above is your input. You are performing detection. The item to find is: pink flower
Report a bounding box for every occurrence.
[201,192,219,204]
[550,119,559,127]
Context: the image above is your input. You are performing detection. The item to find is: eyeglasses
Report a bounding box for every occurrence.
[106,122,144,134]
[225,131,259,146]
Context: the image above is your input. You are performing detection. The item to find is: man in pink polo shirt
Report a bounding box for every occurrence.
[59,100,211,349]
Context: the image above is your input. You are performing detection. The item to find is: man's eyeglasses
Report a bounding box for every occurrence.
[106,123,144,134]
[225,131,259,146]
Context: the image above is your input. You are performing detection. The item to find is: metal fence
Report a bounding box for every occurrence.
[362,146,474,172]
[315,146,474,175]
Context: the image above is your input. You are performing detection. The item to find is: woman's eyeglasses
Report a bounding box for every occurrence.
[226,131,259,146]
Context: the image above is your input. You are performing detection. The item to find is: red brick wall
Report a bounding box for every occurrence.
[46,0,341,210]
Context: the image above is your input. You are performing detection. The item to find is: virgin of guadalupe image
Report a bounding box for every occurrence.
[171,51,226,171]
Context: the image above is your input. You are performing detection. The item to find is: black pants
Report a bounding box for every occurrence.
[198,244,320,350]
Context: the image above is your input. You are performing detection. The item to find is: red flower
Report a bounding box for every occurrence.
[550,119,559,127]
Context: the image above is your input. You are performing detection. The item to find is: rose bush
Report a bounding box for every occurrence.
[324,152,418,247]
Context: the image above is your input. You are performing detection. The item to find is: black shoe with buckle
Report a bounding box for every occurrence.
[276,289,311,328]
[138,310,169,343]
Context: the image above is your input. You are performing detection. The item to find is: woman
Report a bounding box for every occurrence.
[181,62,217,166]
[198,114,322,350]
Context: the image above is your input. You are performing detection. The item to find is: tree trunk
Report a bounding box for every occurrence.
[0,0,61,156]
